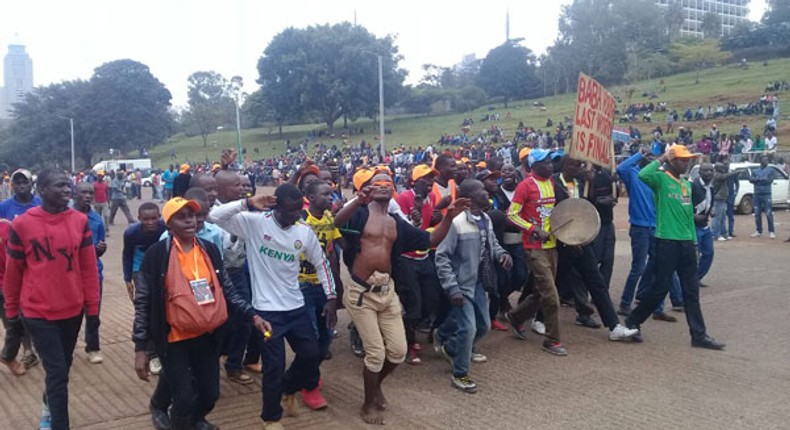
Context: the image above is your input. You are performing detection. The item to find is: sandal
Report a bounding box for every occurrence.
[1,359,27,376]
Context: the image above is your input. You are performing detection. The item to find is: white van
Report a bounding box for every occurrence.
[92,158,152,174]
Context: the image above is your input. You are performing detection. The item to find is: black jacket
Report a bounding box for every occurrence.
[691,178,712,228]
[132,236,255,356]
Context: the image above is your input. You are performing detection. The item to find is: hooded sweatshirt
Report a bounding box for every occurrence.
[3,207,100,320]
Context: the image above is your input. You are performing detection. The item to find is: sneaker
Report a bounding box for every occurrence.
[405,346,422,365]
[149,357,162,375]
[263,421,285,430]
[439,344,454,363]
[575,314,602,329]
[227,369,254,385]
[652,312,677,322]
[21,351,39,369]
[542,340,568,356]
[432,328,443,353]
[504,312,528,340]
[770,232,776,239]
[609,324,640,341]
[691,335,726,350]
[726,236,734,240]
[491,320,508,331]
[300,387,328,410]
[617,305,632,316]
[717,236,727,242]
[531,319,546,335]
[471,352,488,363]
[87,351,104,364]
[40,402,51,430]
[750,231,762,238]
[451,375,478,393]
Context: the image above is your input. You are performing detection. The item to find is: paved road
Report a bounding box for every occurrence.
[1,191,789,430]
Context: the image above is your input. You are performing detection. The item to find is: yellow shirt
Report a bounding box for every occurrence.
[298,210,341,284]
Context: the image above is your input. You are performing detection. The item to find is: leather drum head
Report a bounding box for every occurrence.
[550,198,601,246]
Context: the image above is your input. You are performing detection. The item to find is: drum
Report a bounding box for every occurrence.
[550,198,601,246]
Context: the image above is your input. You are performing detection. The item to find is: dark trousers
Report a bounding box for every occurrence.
[301,283,332,363]
[626,239,708,341]
[726,195,736,237]
[257,306,320,422]
[592,222,616,287]
[224,268,252,372]
[150,371,172,411]
[0,292,32,361]
[163,333,220,424]
[558,245,620,330]
[490,243,527,320]
[393,256,442,347]
[25,314,83,430]
[84,281,103,352]
[109,199,134,224]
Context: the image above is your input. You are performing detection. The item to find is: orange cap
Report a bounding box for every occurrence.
[353,168,375,191]
[668,144,700,160]
[411,164,438,182]
[179,163,190,174]
[476,161,487,169]
[162,197,200,224]
[519,147,532,161]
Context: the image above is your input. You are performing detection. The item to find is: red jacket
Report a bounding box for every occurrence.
[3,207,100,320]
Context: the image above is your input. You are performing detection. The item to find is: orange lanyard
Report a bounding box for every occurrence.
[175,238,201,279]
[663,171,687,197]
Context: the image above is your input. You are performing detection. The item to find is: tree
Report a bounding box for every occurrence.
[184,71,234,146]
[81,59,173,162]
[701,11,722,39]
[256,23,406,130]
[662,0,686,43]
[671,39,731,84]
[763,0,790,26]
[477,39,540,107]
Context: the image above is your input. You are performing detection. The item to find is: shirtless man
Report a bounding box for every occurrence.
[335,173,468,425]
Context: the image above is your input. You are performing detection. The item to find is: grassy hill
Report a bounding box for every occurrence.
[149,58,790,168]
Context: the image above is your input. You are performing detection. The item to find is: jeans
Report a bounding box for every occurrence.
[592,222,616,287]
[436,282,490,377]
[24,314,83,430]
[626,239,708,342]
[257,306,320,422]
[300,282,332,363]
[490,243,527,320]
[163,333,220,424]
[0,292,33,361]
[223,268,252,372]
[558,245,620,330]
[393,256,442,347]
[84,281,103,352]
[696,226,714,281]
[711,200,727,238]
[726,196,736,237]
[620,225,653,309]
[753,193,775,233]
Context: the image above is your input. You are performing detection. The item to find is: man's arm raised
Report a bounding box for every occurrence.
[428,198,470,248]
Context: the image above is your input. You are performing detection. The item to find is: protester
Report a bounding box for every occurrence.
[109,170,135,225]
[691,164,715,286]
[4,169,100,430]
[162,165,176,200]
[749,156,776,239]
[134,197,271,430]
[434,179,512,393]
[93,170,110,235]
[173,164,192,198]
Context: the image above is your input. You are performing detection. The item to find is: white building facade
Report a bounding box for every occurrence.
[1,44,34,120]
[656,0,751,38]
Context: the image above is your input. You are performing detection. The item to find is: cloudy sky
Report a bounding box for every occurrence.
[1,0,767,107]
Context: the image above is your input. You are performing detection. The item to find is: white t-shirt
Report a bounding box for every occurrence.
[766,136,777,150]
[209,200,336,311]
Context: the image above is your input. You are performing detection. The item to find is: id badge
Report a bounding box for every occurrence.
[682,195,691,205]
[190,278,215,305]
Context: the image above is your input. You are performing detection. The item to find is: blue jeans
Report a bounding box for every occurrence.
[726,195,736,236]
[300,282,332,363]
[711,200,727,238]
[620,225,653,309]
[696,226,714,281]
[753,193,775,233]
[436,283,490,377]
[257,306,320,422]
[224,267,252,372]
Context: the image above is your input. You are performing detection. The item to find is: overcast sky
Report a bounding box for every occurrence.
[1,0,767,107]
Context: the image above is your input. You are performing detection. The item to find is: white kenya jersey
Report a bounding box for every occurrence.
[209,200,335,311]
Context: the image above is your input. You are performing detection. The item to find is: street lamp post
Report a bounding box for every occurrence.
[56,115,75,172]
[231,76,244,166]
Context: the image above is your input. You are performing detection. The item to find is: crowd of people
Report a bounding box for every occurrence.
[7,126,789,429]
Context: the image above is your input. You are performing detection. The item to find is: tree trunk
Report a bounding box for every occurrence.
[343,114,348,129]
[201,133,209,147]
[695,64,700,84]
[504,96,509,109]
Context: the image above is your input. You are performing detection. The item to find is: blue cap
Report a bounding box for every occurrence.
[551,150,564,159]
[528,148,551,167]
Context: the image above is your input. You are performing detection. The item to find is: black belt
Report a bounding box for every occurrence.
[351,274,390,306]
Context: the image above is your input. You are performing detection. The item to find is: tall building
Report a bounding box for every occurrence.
[656,0,751,38]
[0,44,34,120]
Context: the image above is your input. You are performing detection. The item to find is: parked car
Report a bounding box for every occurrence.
[689,162,789,214]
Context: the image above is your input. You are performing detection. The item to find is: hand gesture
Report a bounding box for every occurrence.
[436,195,452,210]
[248,194,277,211]
[252,315,273,341]
[134,351,150,381]
[499,253,513,270]
[125,280,135,302]
[357,186,374,204]
[446,197,471,218]
[221,149,238,169]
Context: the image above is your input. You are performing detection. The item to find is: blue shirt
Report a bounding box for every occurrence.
[122,220,167,281]
[750,166,774,195]
[0,195,42,220]
[86,210,106,282]
[162,170,176,190]
[616,153,656,228]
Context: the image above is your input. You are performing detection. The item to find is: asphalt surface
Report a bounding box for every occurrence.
[1,190,789,430]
